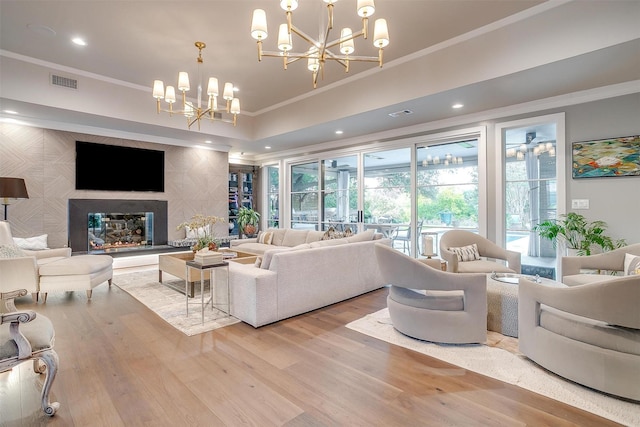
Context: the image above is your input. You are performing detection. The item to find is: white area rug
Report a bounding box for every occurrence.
[113,270,239,336]
[347,308,640,426]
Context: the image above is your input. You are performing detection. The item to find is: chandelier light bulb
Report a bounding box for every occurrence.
[307,48,320,72]
[340,28,355,55]
[357,0,375,17]
[251,9,268,40]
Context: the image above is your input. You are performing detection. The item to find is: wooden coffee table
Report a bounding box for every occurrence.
[158,249,256,297]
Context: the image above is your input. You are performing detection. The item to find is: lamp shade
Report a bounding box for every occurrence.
[278,23,292,51]
[357,0,375,17]
[251,9,268,40]
[340,28,355,55]
[0,178,29,199]
[177,72,190,92]
[230,98,241,115]
[165,86,176,104]
[207,77,219,96]
[373,18,389,47]
[280,0,298,12]
[152,80,164,99]
[223,83,234,101]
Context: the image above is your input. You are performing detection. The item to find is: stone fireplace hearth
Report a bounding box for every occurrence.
[69,199,168,254]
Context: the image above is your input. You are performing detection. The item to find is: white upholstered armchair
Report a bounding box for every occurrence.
[375,243,487,344]
[440,230,521,274]
[0,221,71,303]
[562,243,640,286]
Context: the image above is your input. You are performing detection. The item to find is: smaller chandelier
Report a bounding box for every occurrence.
[152,41,240,129]
[251,0,390,88]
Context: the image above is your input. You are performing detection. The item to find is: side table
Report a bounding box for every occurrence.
[418,257,447,271]
[185,260,230,324]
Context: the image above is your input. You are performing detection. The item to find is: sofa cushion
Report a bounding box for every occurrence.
[231,242,272,256]
[260,243,311,269]
[271,229,287,246]
[38,255,113,276]
[457,259,514,274]
[13,234,48,250]
[563,273,615,287]
[282,230,309,247]
[309,239,349,248]
[624,253,640,276]
[389,286,464,311]
[346,229,375,243]
[305,231,325,243]
[0,244,26,258]
[449,243,481,262]
[540,304,640,356]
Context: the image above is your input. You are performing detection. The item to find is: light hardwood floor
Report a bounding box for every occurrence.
[0,270,620,427]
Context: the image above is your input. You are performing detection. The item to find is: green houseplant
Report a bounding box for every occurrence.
[534,212,625,256]
[237,206,260,237]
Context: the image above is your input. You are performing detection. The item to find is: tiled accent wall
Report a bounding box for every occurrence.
[0,123,229,248]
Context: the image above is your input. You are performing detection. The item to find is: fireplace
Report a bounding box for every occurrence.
[69,199,168,254]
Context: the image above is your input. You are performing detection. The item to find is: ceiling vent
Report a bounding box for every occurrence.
[388,109,413,118]
[50,74,78,90]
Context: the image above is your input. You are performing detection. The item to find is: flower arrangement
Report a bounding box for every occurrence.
[176,214,225,252]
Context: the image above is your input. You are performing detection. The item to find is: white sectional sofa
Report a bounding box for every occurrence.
[228,228,391,327]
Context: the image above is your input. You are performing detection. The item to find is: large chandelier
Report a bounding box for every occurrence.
[250,0,390,88]
[152,42,240,129]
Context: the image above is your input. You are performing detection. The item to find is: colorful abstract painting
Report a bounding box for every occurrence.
[572,135,640,179]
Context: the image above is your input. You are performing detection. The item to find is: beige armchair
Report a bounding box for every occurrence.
[0,221,71,302]
[375,243,487,344]
[562,243,640,286]
[440,230,521,274]
[518,275,640,400]
[0,289,60,416]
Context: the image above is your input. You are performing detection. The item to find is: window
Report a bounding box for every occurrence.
[267,165,279,228]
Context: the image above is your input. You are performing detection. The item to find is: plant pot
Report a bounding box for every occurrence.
[243,224,257,237]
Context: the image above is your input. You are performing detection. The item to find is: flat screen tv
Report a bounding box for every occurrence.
[75,141,165,192]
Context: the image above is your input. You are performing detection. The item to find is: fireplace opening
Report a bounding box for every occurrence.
[88,212,154,254]
[69,199,168,255]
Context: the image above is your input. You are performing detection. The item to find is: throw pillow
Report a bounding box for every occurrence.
[321,226,352,240]
[258,231,274,245]
[254,256,263,267]
[13,234,48,250]
[449,243,481,262]
[0,244,26,258]
[624,253,640,276]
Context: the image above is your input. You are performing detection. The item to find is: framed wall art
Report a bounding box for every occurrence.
[572,135,640,179]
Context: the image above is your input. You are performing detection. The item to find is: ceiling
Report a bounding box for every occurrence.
[1,1,639,161]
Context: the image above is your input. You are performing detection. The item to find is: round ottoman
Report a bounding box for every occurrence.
[38,255,113,302]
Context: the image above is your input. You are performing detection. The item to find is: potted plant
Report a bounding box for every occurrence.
[534,212,625,256]
[237,206,260,237]
[176,214,225,252]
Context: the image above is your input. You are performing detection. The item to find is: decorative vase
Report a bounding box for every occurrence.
[243,224,257,237]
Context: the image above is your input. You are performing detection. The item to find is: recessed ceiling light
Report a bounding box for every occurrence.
[452,103,464,109]
[204,140,212,144]
[233,87,239,92]
[3,110,18,115]
[335,130,343,135]
[265,146,271,149]
[71,37,87,46]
